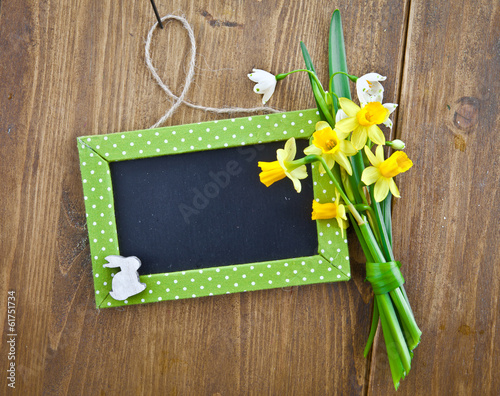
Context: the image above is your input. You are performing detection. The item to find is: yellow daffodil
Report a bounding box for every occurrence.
[311,190,348,237]
[335,97,391,150]
[258,137,307,193]
[361,145,413,202]
[304,121,357,175]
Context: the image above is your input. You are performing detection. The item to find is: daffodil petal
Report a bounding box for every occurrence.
[320,154,335,171]
[351,126,368,150]
[304,144,322,156]
[361,166,380,186]
[336,218,344,237]
[335,109,348,123]
[367,124,386,146]
[315,121,331,131]
[339,98,361,117]
[283,137,296,161]
[364,146,380,167]
[389,178,400,198]
[375,145,385,163]
[334,128,350,140]
[374,178,390,202]
[291,175,302,193]
[339,140,357,156]
[337,204,346,220]
[336,117,358,133]
[290,165,308,180]
[332,151,352,175]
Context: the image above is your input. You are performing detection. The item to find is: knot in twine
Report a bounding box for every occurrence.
[365,261,404,295]
[145,14,280,129]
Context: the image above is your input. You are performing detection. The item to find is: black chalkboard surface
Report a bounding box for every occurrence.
[110,140,318,275]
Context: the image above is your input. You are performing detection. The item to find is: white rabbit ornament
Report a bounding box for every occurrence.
[103,255,147,300]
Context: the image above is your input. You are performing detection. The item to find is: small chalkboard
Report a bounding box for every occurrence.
[110,141,317,275]
[78,109,351,308]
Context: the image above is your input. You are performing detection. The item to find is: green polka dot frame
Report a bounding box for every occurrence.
[77,109,350,308]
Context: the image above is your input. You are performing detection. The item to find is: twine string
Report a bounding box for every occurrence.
[145,14,280,129]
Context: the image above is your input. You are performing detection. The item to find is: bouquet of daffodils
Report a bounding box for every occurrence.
[249,10,421,390]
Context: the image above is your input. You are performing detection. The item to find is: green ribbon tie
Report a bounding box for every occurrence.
[365,261,405,295]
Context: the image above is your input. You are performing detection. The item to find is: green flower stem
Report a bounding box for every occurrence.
[340,167,355,202]
[358,221,385,261]
[377,297,406,390]
[381,192,393,247]
[276,69,325,91]
[276,69,336,126]
[349,215,374,263]
[357,183,370,207]
[390,287,421,351]
[377,293,412,373]
[363,297,380,357]
[328,71,357,96]
[354,203,373,214]
[369,187,394,262]
[301,42,329,123]
[355,204,382,245]
[347,151,365,204]
[329,91,340,115]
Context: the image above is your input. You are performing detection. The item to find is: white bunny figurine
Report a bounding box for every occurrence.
[103,255,147,300]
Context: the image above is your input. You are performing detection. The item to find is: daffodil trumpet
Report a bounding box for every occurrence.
[258,138,308,193]
[304,155,365,226]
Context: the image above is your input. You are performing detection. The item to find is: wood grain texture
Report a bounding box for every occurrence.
[2,0,496,395]
[368,0,500,394]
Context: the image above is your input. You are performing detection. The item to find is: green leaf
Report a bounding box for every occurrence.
[328,10,366,211]
[377,296,407,390]
[381,192,393,247]
[369,187,394,262]
[329,9,351,108]
[300,42,335,126]
[300,42,326,121]
[364,300,379,357]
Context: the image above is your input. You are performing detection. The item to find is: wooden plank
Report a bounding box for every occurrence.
[368,0,500,394]
[0,0,410,394]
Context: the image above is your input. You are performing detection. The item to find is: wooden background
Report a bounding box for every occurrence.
[1,0,499,394]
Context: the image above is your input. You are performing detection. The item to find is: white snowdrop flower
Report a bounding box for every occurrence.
[248,69,277,104]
